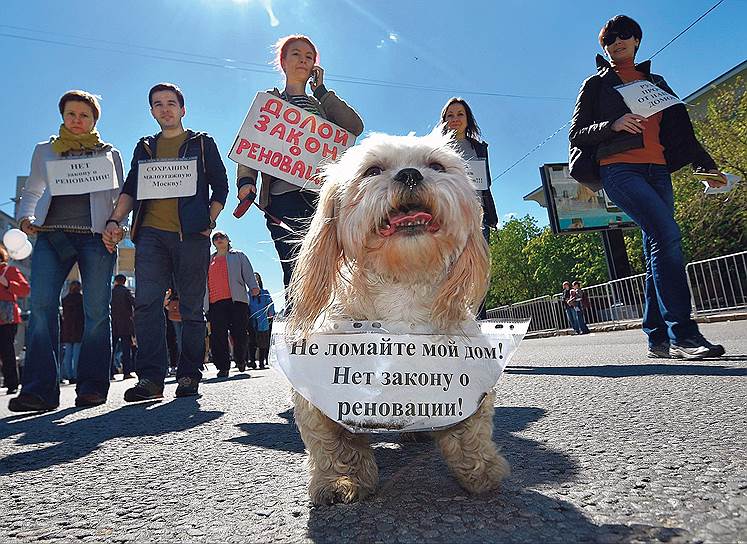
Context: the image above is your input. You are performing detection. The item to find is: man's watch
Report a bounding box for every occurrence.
[209,219,217,230]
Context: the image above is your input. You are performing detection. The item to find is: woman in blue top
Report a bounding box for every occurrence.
[248,272,275,369]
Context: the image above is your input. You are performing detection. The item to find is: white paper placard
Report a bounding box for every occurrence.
[137,158,197,200]
[615,80,680,118]
[228,92,356,192]
[702,173,741,195]
[465,158,488,190]
[45,153,118,196]
[272,319,529,433]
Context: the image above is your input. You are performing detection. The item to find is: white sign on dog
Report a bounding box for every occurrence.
[46,153,118,196]
[615,80,680,118]
[273,320,529,433]
[228,92,356,192]
[137,158,197,200]
[465,159,488,191]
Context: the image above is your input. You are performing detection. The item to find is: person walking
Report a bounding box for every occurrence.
[248,272,275,370]
[569,15,726,360]
[236,35,364,298]
[60,281,84,382]
[207,231,259,377]
[0,245,30,394]
[104,82,228,400]
[440,97,499,319]
[10,90,124,412]
[110,274,135,379]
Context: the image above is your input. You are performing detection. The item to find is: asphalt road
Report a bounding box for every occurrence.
[2,320,745,543]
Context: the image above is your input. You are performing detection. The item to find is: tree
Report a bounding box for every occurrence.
[486,215,541,307]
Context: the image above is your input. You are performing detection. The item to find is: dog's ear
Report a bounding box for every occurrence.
[432,223,490,328]
[288,178,342,335]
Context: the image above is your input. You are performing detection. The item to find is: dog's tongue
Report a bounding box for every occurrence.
[380,211,434,237]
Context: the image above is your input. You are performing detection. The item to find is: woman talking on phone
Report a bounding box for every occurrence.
[569,15,727,360]
[236,35,364,297]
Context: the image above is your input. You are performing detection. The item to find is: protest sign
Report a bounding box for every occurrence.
[45,153,118,196]
[273,319,529,433]
[228,92,355,192]
[137,158,197,200]
[614,80,680,118]
[465,158,488,191]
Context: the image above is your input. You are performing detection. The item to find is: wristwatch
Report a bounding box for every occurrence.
[209,219,217,230]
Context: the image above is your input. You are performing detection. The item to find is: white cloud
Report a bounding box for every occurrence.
[388,32,399,42]
[376,39,385,49]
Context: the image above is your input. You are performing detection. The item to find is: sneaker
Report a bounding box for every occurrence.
[696,336,726,358]
[216,369,229,378]
[124,379,164,402]
[6,386,18,395]
[8,393,58,413]
[248,362,257,370]
[175,377,200,398]
[75,392,107,408]
[647,344,671,359]
[669,339,711,360]
[122,373,136,380]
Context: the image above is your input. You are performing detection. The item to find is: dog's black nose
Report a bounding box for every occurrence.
[393,168,424,189]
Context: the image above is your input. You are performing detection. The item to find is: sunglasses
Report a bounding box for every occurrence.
[602,30,634,46]
[212,234,227,241]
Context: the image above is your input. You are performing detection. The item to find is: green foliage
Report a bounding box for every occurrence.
[672,76,747,261]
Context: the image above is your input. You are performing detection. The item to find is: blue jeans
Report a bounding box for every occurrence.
[565,307,580,333]
[575,308,590,334]
[61,342,81,380]
[133,227,209,386]
[21,232,115,405]
[601,163,700,346]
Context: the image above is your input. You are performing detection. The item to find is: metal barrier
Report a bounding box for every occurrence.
[486,251,747,333]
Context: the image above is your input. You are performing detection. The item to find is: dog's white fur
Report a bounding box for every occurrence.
[288,132,509,505]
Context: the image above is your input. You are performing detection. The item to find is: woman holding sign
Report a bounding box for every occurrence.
[440,97,498,319]
[9,90,125,412]
[569,15,728,360]
[236,34,364,296]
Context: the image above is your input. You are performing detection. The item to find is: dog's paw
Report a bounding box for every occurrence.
[310,476,374,506]
[458,452,510,494]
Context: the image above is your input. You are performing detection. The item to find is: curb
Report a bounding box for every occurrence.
[524,311,747,339]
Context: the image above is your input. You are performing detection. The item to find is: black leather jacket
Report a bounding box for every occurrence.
[569,55,716,186]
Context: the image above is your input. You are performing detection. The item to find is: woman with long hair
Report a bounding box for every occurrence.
[236,35,364,299]
[0,244,30,394]
[9,90,125,411]
[440,97,499,319]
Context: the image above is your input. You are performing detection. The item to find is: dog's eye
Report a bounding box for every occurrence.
[364,166,383,177]
[428,162,446,172]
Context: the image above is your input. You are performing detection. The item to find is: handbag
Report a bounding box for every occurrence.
[0,267,17,325]
[568,144,603,192]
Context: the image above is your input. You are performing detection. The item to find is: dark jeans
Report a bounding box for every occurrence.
[0,323,19,390]
[575,308,590,334]
[21,232,115,406]
[601,163,700,347]
[266,190,317,297]
[565,307,580,333]
[111,334,136,376]
[134,227,210,386]
[209,299,248,371]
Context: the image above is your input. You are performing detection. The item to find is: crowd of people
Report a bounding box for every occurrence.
[2,15,731,411]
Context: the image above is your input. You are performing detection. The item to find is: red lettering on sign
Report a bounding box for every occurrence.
[318,123,333,140]
[259,99,282,118]
[286,128,303,147]
[269,122,287,140]
[334,129,349,146]
[270,152,283,168]
[283,108,301,125]
[235,139,251,154]
[321,143,338,161]
[305,137,321,154]
[254,114,271,132]
[279,155,292,173]
[299,115,317,133]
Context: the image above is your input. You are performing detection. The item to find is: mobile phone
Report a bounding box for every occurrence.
[310,68,319,86]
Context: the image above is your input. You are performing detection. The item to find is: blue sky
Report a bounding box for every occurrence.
[1,0,745,305]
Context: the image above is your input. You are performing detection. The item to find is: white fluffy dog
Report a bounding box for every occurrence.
[288,132,509,505]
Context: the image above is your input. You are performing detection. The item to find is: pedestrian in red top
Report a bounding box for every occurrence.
[207,231,259,377]
[0,244,30,394]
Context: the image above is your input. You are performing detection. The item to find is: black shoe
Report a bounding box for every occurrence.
[6,386,18,395]
[697,336,726,357]
[259,363,267,370]
[8,393,58,413]
[647,343,671,359]
[75,393,107,408]
[237,363,246,372]
[216,369,229,378]
[175,377,199,397]
[669,338,711,360]
[248,362,257,370]
[124,379,164,402]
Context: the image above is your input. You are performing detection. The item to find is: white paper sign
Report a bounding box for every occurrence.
[615,80,680,118]
[137,158,197,200]
[45,153,118,196]
[465,159,488,191]
[228,92,356,192]
[272,319,529,433]
[702,173,741,195]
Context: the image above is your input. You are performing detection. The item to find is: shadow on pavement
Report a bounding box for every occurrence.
[229,409,305,453]
[506,363,747,378]
[0,398,223,475]
[304,404,691,543]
